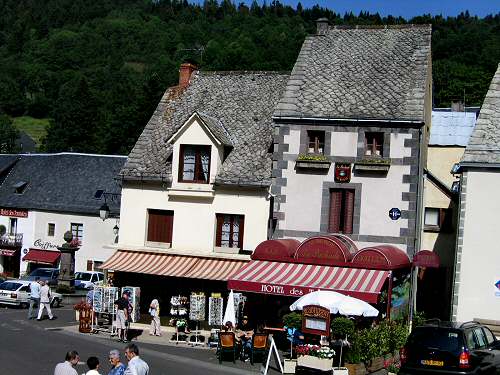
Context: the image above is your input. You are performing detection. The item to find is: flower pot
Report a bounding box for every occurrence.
[345,363,366,375]
[297,355,333,371]
[333,367,349,375]
[75,311,80,322]
[366,356,385,372]
[284,359,297,374]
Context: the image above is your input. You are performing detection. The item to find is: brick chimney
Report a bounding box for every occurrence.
[179,63,197,88]
[316,18,329,36]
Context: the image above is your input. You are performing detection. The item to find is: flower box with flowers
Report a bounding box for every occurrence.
[296,345,335,371]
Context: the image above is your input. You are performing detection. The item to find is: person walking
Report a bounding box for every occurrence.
[28,277,41,319]
[114,292,129,342]
[85,356,101,375]
[37,280,55,321]
[107,349,126,375]
[149,299,161,336]
[124,344,149,375]
[54,350,79,375]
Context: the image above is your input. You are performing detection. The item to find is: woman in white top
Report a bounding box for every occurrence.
[149,299,161,336]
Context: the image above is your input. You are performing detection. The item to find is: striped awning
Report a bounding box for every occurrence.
[227,260,389,303]
[102,250,247,281]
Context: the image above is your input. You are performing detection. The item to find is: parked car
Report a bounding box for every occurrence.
[21,268,60,286]
[0,280,62,308]
[400,320,500,375]
[74,271,104,290]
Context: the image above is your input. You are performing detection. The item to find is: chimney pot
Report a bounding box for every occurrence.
[179,63,197,88]
[316,18,329,35]
[451,100,465,112]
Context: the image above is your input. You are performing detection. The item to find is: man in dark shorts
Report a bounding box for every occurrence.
[114,292,129,342]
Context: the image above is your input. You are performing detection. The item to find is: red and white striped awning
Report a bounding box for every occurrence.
[102,250,247,281]
[227,260,389,303]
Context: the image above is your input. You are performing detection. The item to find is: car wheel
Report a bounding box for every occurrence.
[20,302,29,309]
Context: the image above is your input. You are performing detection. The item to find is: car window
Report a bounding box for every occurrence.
[91,274,97,282]
[466,330,478,349]
[20,286,30,292]
[75,272,92,281]
[409,328,461,354]
[30,269,52,277]
[483,327,496,345]
[474,327,488,349]
[0,282,22,291]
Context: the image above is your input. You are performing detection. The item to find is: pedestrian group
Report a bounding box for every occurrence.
[28,276,56,321]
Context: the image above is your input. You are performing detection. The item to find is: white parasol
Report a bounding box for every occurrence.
[223,290,236,326]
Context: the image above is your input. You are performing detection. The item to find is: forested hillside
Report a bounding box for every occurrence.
[0,0,498,154]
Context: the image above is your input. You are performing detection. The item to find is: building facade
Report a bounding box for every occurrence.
[453,64,500,322]
[0,153,124,276]
[271,23,433,256]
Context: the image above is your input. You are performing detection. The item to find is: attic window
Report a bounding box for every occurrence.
[13,181,28,194]
[94,189,104,199]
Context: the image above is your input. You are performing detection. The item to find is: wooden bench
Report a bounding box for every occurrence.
[474,318,500,338]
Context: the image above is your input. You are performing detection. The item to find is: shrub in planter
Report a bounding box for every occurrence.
[0,224,6,236]
[331,317,355,339]
[283,312,302,330]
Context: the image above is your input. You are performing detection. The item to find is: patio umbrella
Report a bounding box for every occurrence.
[223,290,236,326]
[289,290,379,317]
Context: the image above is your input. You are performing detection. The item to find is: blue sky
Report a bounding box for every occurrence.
[251,0,499,18]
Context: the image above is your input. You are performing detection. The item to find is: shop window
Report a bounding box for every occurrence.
[365,132,383,157]
[71,223,83,243]
[47,223,55,237]
[307,131,325,154]
[329,189,355,234]
[178,144,211,183]
[9,218,17,235]
[147,209,174,244]
[424,208,452,232]
[215,214,244,249]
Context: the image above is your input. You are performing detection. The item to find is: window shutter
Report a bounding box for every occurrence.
[238,215,245,249]
[329,190,342,232]
[148,210,174,243]
[215,214,223,247]
[165,212,174,243]
[87,260,93,271]
[343,189,355,234]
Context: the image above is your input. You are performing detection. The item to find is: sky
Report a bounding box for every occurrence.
[255,0,500,18]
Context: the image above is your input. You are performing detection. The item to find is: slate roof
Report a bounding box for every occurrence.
[0,153,126,215]
[430,111,477,146]
[274,25,432,122]
[121,71,289,186]
[462,63,500,164]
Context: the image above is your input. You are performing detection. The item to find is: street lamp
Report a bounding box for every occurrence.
[99,203,110,221]
[113,224,119,235]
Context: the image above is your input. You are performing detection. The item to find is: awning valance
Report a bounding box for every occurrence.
[22,249,60,265]
[227,260,389,303]
[102,250,248,281]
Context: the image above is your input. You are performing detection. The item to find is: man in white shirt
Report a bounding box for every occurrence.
[124,344,149,375]
[85,356,101,375]
[54,350,79,375]
[28,277,41,319]
[37,280,55,320]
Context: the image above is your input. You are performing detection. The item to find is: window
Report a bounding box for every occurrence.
[178,144,211,183]
[8,218,17,235]
[329,189,355,234]
[94,261,103,273]
[483,328,496,346]
[87,260,93,271]
[473,327,487,349]
[307,131,325,154]
[147,209,174,244]
[365,132,383,157]
[47,223,55,237]
[216,214,244,249]
[71,223,83,242]
[424,208,452,232]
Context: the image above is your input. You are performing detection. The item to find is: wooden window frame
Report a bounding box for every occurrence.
[70,223,83,242]
[364,132,384,157]
[328,189,355,234]
[424,207,452,233]
[307,130,325,154]
[47,223,55,237]
[178,144,211,184]
[215,214,244,249]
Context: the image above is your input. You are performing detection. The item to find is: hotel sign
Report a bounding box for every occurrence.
[0,208,28,218]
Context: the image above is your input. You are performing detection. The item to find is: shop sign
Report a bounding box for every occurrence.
[0,249,16,256]
[334,163,351,183]
[0,208,28,218]
[33,239,59,250]
[413,250,440,268]
[353,250,389,268]
[295,237,351,266]
[302,305,330,336]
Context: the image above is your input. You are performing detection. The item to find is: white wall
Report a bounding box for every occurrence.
[456,170,500,321]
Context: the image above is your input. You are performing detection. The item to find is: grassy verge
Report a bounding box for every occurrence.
[12,116,50,147]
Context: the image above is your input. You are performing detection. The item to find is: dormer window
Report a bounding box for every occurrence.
[179,144,211,183]
[307,130,325,154]
[13,181,28,194]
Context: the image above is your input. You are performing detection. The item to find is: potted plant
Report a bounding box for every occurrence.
[282,312,303,373]
[73,301,91,321]
[296,154,331,170]
[296,344,335,371]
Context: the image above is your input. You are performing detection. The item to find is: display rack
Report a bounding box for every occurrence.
[189,292,205,346]
[208,295,223,326]
[169,295,189,344]
[90,286,119,335]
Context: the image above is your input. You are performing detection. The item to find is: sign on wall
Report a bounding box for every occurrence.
[302,305,330,336]
[33,239,59,250]
[495,280,500,297]
[334,163,351,183]
[389,208,401,220]
[0,208,28,218]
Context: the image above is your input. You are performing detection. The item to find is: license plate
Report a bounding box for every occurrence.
[421,360,444,366]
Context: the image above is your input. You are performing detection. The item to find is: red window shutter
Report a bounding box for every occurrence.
[329,190,342,232]
[215,214,223,247]
[165,212,174,243]
[238,215,245,249]
[87,260,93,271]
[343,189,355,234]
[148,210,174,243]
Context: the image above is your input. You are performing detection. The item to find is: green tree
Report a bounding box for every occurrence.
[0,114,20,153]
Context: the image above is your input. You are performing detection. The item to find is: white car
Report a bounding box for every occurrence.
[0,280,62,308]
[74,271,104,290]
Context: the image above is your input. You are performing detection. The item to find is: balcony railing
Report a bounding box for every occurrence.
[0,233,23,247]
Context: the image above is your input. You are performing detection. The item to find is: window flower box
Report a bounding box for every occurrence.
[297,355,333,371]
[354,158,391,173]
[345,363,366,375]
[296,154,331,170]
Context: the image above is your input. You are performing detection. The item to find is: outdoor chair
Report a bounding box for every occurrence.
[250,333,269,365]
[218,332,237,363]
